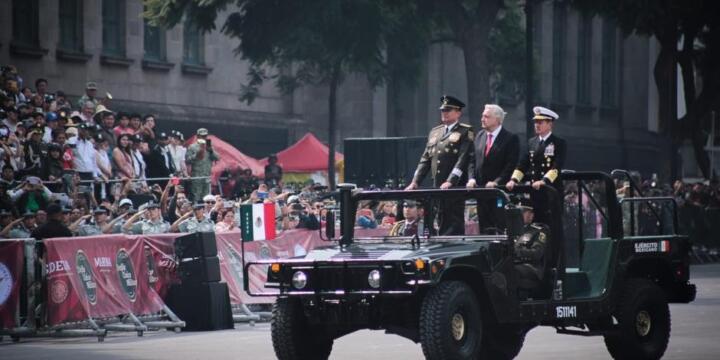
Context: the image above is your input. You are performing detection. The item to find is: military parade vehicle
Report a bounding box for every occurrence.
[243,171,696,360]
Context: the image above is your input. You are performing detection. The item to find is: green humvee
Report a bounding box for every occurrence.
[243,171,695,360]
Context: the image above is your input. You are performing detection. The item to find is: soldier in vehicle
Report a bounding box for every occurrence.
[389,200,425,236]
[514,199,549,295]
[405,95,474,235]
[507,106,566,224]
[171,202,215,233]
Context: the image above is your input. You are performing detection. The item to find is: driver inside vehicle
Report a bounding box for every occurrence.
[514,199,549,296]
[389,200,426,237]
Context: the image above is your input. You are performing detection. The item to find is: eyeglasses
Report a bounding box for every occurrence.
[205,201,216,204]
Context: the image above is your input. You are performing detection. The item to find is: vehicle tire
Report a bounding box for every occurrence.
[479,324,528,360]
[271,297,333,360]
[604,278,670,360]
[420,281,483,360]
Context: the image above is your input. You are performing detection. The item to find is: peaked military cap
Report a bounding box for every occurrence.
[439,95,466,110]
[532,106,559,121]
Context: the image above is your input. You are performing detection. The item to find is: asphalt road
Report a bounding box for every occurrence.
[3,264,720,360]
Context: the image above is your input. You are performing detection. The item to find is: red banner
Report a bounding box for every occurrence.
[216,230,321,304]
[44,235,166,326]
[0,240,24,329]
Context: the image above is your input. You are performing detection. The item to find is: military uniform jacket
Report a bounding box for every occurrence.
[511,134,566,188]
[388,219,424,237]
[128,218,171,235]
[412,123,475,187]
[76,223,103,236]
[185,143,220,176]
[178,216,215,233]
[514,223,549,281]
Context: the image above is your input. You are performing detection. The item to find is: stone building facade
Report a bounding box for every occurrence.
[1,0,672,178]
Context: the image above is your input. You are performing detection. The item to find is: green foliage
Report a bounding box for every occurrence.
[145,0,430,103]
[489,1,527,101]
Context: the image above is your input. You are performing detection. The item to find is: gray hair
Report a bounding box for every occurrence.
[484,104,506,123]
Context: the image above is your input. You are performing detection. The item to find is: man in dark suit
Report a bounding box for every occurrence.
[467,104,520,232]
[507,106,567,224]
[406,95,474,235]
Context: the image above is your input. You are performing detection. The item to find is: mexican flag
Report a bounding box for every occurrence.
[241,203,276,241]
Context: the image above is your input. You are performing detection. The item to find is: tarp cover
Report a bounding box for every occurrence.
[261,133,344,172]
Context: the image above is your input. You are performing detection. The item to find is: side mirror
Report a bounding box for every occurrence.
[325,210,335,239]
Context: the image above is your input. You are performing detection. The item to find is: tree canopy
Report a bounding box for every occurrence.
[570,0,720,178]
[145,0,430,188]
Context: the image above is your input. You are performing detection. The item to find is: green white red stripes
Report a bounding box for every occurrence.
[240,203,276,241]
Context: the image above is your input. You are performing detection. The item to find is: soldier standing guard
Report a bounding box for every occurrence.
[507,106,566,224]
[185,128,220,202]
[406,95,474,235]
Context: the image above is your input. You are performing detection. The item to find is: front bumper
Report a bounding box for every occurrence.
[244,258,432,297]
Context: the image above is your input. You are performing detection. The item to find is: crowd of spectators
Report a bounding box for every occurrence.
[3,65,720,254]
[0,65,338,240]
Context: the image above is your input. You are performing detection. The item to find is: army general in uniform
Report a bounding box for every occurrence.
[507,106,566,224]
[406,95,474,235]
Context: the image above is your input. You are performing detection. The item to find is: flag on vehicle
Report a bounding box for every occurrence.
[241,203,276,241]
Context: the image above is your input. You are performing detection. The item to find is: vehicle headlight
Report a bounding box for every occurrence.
[368,270,381,289]
[291,271,307,289]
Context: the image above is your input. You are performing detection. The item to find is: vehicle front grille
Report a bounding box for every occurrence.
[331,250,390,260]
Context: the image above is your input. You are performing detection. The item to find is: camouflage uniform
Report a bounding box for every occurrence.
[178,216,215,233]
[185,142,219,201]
[128,218,171,235]
[76,223,103,236]
[514,223,549,289]
[8,224,34,239]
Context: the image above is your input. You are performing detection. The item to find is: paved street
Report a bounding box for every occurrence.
[3,264,720,360]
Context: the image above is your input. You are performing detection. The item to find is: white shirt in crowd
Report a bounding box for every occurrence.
[73,138,98,176]
[168,144,187,175]
[132,149,146,179]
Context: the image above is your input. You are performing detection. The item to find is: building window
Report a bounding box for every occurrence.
[144,20,166,61]
[551,1,567,103]
[576,13,593,105]
[102,0,126,56]
[183,19,205,65]
[59,0,84,52]
[12,0,40,47]
[601,19,617,107]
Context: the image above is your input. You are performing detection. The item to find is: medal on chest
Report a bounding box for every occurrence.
[544,143,555,156]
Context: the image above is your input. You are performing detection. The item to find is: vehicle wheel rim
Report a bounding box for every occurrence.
[451,313,465,341]
[635,310,652,337]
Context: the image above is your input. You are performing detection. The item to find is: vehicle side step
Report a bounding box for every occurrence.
[555,327,616,337]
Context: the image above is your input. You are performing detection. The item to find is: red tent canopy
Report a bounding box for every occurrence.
[261,133,344,172]
[185,135,265,181]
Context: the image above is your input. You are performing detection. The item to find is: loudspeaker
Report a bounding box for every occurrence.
[167,282,233,331]
[175,231,217,258]
[179,256,221,284]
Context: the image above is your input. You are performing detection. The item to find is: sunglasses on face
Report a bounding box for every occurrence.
[205,201,216,204]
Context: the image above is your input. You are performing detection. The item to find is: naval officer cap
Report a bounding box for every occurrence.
[438,95,466,110]
[532,106,559,121]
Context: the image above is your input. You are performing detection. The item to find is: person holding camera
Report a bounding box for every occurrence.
[185,128,219,202]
